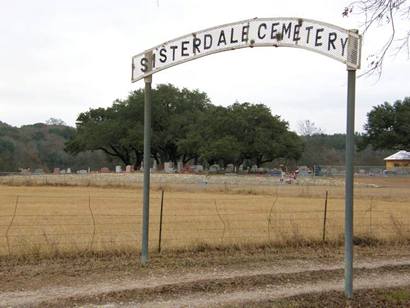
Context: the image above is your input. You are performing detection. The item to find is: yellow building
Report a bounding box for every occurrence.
[384,150,410,170]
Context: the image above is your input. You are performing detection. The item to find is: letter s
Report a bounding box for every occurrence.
[140,57,148,72]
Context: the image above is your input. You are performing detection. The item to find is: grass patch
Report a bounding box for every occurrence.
[383,289,410,303]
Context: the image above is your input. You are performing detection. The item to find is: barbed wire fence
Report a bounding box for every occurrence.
[1,187,409,257]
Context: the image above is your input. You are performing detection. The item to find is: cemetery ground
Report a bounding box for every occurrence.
[0,174,409,306]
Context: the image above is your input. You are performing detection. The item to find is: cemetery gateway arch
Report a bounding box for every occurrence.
[131,17,362,299]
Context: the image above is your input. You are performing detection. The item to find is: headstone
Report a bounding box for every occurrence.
[125,165,134,173]
[60,169,66,174]
[298,166,311,176]
[53,168,60,175]
[153,160,158,171]
[225,164,234,173]
[192,165,204,173]
[209,164,220,173]
[177,161,183,172]
[115,165,122,173]
[67,168,71,174]
[269,169,282,176]
[164,162,174,173]
[19,168,31,175]
[100,167,110,173]
[77,169,87,174]
[183,165,192,173]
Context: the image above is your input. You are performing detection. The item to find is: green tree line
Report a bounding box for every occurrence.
[65,84,304,170]
[65,86,407,170]
[1,84,407,172]
[0,121,113,172]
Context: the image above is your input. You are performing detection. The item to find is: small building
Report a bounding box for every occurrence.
[384,150,410,170]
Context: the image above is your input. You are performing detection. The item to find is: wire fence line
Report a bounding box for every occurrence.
[0,190,409,256]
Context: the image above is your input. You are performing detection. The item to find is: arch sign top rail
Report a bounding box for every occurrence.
[131,17,362,301]
[131,17,361,82]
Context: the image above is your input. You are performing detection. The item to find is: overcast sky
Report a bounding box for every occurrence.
[0,0,409,133]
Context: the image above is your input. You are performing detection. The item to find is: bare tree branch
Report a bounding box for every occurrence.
[344,0,410,77]
[297,120,323,136]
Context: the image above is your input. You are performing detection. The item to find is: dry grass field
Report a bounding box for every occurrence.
[0,175,409,257]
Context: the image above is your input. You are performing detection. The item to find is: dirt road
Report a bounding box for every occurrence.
[1,245,410,307]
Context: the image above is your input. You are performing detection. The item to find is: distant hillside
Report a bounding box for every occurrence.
[298,134,393,166]
[0,121,114,172]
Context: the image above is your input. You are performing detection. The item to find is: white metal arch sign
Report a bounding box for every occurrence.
[131,17,361,300]
[132,17,361,82]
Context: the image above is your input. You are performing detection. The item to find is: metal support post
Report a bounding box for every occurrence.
[141,74,152,265]
[158,189,164,253]
[344,68,356,299]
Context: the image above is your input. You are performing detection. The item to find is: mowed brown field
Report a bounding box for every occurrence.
[0,176,409,256]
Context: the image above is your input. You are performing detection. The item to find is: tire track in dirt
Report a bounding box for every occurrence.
[138,273,410,308]
[1,258,409,307]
